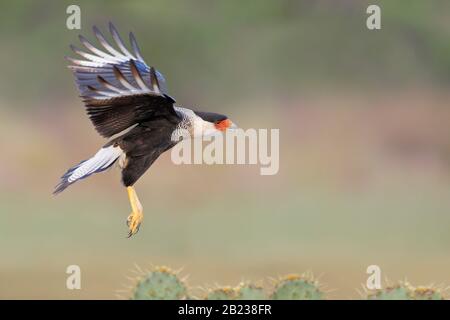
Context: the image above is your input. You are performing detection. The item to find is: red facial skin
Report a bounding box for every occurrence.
[214,119,231,131]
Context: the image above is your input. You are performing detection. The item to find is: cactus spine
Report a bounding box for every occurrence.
[367,281,444,300]
[271,274,324,300]
[131,266,187,300]
[125,266,446,300]
[235,283,266,300]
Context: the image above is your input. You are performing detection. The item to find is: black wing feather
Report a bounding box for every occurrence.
[66,23,179,138]
[84,94,173,138]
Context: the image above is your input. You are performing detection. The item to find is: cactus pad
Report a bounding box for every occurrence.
[271,274,324,300]
[368,282,444,300]
[132,266,187,300]
[235,283,266,300]
[205,287,237,300]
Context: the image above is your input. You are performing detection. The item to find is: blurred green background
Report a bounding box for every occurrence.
[0,0,450,299]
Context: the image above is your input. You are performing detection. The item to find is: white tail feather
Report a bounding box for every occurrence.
[54,145,123,194]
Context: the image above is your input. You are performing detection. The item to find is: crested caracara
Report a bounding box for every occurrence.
[54,23,237,237]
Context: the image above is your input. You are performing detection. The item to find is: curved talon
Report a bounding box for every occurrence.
[126,186,143,238]
[126,210,143,237]
[127,225,140,238]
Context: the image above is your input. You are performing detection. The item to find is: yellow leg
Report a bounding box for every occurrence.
[126,186,143,238]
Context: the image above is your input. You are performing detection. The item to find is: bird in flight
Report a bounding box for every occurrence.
[54,23,237,237]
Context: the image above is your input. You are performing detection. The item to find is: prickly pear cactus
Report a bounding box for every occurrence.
[124,265,446,300]
[368,282,444,300]
[131,266,187,300]
[271,274,324,300]
[412,286,444,300]
[368,284,411,300]
[235,283,266,300]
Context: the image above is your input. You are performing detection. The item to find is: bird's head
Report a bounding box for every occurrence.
[193,111,238,137]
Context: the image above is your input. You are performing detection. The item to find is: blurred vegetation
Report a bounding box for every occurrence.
[0,0,449,105]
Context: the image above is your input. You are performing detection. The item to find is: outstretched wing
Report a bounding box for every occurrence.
[66,22,180,138]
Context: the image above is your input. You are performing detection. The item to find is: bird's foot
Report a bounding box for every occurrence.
[126,210,143,238]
